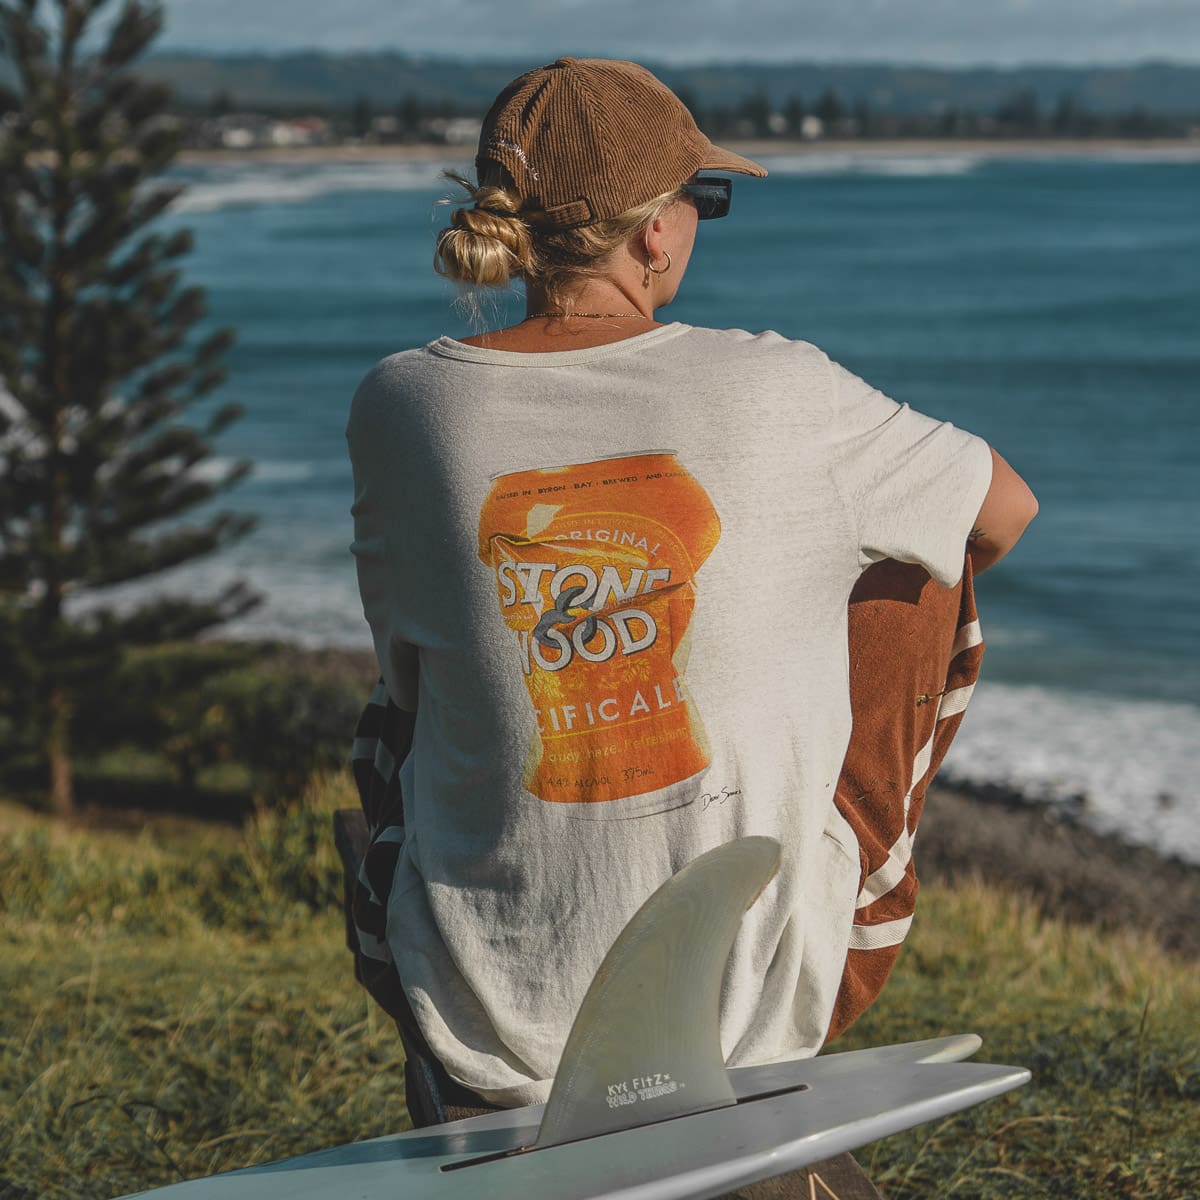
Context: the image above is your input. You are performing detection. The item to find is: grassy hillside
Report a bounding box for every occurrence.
[1,775,1197,1199]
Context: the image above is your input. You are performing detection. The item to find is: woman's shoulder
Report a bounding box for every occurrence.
[356,342,442,387]
[676,324,834,380]
[345,345,449,448]
[683,322,827,355]
[349,342,448,408]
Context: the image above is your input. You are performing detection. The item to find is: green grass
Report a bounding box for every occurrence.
[2,775,1197,1199]
[840,882,1199,1197]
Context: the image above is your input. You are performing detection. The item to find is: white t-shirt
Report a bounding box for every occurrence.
[346,323,992,1105]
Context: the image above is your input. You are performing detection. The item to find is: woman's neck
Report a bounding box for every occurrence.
[458,313,663,353]
[458,284,662,353]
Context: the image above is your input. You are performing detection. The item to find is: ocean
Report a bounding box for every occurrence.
[103,148,1199,862]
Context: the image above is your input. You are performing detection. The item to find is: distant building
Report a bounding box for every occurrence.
[421,116,484,145]
[269,117,332,147]
[194,113,333,150]
[370,115,401,139]
[219,124,257,149]
[204,113,274,149]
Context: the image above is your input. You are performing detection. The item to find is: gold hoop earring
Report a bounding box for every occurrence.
[646,250,672,275]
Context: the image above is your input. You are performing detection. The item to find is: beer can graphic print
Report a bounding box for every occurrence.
[478,452,722,817]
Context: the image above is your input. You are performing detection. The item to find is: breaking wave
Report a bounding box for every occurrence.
[941,682,1200,866]
[759,152,984,177]
[170,160,468,214]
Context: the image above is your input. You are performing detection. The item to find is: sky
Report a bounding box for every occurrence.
[147,0,1200,65]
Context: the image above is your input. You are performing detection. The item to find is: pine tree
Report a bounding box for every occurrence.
[350,94,372,141]
[782,94,805,137]
[0,0,258,814]
[814,88,845,131]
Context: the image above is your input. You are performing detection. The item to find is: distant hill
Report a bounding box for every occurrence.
[138,52,1200,116]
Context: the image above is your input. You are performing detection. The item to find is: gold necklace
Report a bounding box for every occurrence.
[525,311,645,320]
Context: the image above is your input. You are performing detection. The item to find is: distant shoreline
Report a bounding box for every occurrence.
[178,135,1200,167]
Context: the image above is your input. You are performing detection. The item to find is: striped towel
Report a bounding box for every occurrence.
[827,556,983,1041]
[347,681,413,1018]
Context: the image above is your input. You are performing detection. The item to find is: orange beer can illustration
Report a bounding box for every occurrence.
[478,452,722,815]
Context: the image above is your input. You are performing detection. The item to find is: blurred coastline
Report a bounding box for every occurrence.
[179,135,1200,166]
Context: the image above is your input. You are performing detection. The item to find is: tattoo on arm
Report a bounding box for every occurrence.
[968,526,985,544]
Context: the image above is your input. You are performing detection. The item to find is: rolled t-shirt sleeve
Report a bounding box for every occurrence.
[827,361,993,588]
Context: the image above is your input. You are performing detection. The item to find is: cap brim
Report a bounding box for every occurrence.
[699,140,768,178]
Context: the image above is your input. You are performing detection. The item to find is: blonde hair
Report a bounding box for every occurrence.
[434,168,683,308]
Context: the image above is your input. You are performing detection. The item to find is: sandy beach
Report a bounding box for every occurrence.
[178,136,1200,168]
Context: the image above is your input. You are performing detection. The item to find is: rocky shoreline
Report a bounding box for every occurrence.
[917,784,1199,958]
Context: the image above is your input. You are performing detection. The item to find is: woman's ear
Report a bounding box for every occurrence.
[642,214,667,265]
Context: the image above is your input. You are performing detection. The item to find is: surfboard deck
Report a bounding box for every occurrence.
[117,1036,1029,1199]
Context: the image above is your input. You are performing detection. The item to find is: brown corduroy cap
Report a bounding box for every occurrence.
[476,57,767,229]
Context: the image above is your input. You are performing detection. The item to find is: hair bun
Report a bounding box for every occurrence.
[450,205,525,246]
[436,178,535,288]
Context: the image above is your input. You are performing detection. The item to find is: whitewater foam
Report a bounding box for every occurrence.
[170,160,469,214]
[757,153,983,177]
[942,683,1200,866]
[192,457,332,485]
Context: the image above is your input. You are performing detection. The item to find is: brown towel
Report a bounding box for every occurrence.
[827,556,981,1043]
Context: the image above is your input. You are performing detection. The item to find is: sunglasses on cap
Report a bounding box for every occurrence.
[680,177,732,220]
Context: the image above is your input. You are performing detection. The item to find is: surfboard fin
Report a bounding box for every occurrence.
[534,836,782,1150]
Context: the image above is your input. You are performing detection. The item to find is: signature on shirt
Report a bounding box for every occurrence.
[700,785,743,810]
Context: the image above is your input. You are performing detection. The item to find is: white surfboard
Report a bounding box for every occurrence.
[118,838,1030,1199]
